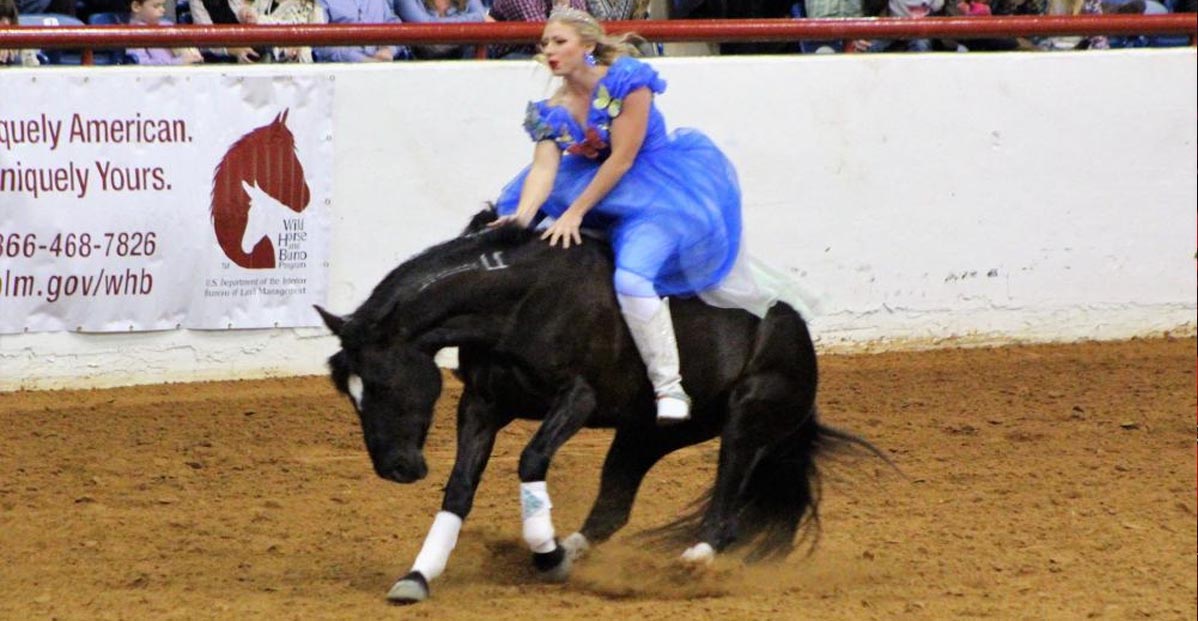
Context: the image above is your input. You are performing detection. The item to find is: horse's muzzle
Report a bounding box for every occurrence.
[375,454,428,484]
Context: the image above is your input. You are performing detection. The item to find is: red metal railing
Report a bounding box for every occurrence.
[0,15,1195,63]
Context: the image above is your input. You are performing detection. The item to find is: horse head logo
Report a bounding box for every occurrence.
[210,110,311,269]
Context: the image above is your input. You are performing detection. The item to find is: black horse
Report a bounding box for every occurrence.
[317,210,870,604]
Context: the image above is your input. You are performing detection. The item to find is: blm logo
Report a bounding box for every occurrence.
[210,110,311,269]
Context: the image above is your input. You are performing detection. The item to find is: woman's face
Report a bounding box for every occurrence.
[540,21,591,77]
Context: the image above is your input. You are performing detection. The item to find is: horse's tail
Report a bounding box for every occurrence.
[731,409,890,562]
[644,303,891,561]
[644,409,888,561]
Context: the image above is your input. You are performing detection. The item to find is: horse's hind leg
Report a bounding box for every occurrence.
[567,424,705,556]
[686,373,800,563]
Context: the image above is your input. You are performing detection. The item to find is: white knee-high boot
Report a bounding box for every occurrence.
[618,295,691,424]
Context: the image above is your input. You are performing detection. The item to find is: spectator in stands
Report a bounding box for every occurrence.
[244,0,326,62]
[394,0,486,59]
[957,0,991,13]
[15,0,74,17]
[987,0,1041,48]
[485,0,587,59]
[315,0,411,61]
[1,0,41,66]
[190,0,268,62]
[880,0,944,51]
[938,0,1023,51]
[126,0,204,63]
[1104,0,1190,46]
[797,0,871,54]
[585,0,646,19]
[1038,0,1108,50]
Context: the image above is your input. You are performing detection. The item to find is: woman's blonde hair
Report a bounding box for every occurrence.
[542,5,644,66]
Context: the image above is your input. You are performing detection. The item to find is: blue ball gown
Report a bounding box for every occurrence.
[495,56,742,298]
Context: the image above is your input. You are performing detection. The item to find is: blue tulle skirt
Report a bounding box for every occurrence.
[496,128,742,297]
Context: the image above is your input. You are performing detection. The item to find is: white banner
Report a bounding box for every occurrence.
[0,73,333,333]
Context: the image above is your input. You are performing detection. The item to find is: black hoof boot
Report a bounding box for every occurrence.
[532,543,571,582]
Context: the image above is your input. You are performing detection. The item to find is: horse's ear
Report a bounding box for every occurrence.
[314,305,347,336]
[462,204,499,236]
[279,109,289,125]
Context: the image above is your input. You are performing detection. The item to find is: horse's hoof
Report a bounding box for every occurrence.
[532,544,571,582]
[680,542,715,566]
[561,532,590,562]
[386,571,429,604]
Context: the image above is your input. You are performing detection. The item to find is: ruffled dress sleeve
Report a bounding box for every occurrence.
[602,56,667,101]
[522,101,561,143]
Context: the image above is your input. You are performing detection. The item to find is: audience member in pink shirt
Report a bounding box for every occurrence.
[126,0,203,65]
[957,0,993,13]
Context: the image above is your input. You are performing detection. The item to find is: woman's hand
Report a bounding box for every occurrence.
[179,48,204,64]
[487,212,534,229]
[541,208,583,249]
[231,47,260,63]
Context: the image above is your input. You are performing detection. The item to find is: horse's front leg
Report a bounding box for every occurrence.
[518,375,596,581]
[387,390,503,604]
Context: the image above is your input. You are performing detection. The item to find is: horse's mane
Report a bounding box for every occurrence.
[340,224,544,346]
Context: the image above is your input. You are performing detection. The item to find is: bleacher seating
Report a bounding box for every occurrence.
[16,13,87,64]
[85,11,136,64]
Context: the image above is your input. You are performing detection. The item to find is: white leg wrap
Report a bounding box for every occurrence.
[410,511,463,581]
[520,481,556,554]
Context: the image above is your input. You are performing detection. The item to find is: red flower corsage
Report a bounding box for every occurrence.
[565,127,608,159]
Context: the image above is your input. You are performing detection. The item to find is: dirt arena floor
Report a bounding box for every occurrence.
[1,337,1194,621]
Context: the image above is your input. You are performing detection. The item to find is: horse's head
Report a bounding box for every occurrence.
[317,306,441,484]
[312,223,564,482]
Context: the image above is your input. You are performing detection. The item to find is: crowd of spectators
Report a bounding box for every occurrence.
[1,0,1193,66]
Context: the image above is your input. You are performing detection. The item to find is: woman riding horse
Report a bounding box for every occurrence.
[492,7,789,427]
[316,9,844,604]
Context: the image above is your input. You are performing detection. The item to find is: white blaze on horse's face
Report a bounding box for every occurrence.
[346,374,365,411]
[240,180,296,255]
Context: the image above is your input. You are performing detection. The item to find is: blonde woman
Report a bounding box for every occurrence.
[492,7,749,425]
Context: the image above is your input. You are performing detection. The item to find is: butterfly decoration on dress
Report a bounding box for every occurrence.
[523,102,555,141]
[592,84,623,118]
[565,127,608,159]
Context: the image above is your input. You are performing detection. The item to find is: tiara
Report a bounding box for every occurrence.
[548,5,596,23]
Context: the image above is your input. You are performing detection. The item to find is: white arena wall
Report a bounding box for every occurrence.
[1,49,1195,391]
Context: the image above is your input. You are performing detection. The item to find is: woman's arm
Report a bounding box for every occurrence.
[542,87,650,248]
[505,140,562,226]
